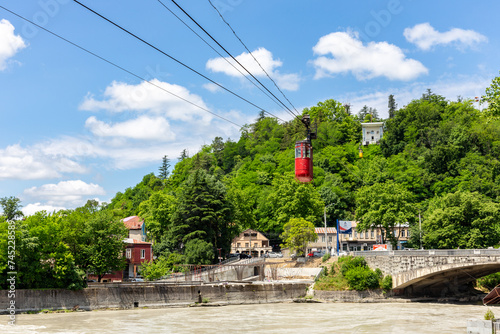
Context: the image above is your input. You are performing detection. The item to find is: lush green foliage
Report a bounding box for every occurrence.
[5,81,500,288]
[422,191,500,249]
[0,196,23,221]
[476,273,500,292]
[280,217,317,256]
[381,275,393,291]
[315,257,385,291]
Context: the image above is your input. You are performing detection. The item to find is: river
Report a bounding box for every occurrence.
[0,302,494,333]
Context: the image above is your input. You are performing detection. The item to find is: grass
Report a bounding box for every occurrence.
[314,261,349,291]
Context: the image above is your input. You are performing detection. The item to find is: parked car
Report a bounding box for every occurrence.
[264,252,283,258]
[130,278,144,282]
[307,252,314,257]
[238,253,252,259]
[313,250,326,257]
[337,251,348,257]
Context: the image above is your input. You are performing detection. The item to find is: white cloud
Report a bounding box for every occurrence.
[80,79,212,123]
[311,31,428,81]
[24,180,105,208]
[85,115,176,141]
[404,23,488,51]
[23,203,67,216]
[202,82,221,93]
[0,19,26,70]
[206,47,300,91]
[0,144,87,180]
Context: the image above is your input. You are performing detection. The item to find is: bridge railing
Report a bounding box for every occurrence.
[351,249,500,257]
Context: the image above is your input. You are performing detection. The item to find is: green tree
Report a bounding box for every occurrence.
[355,181,416,248]
[82,211,128,282]
[259,175,324,233]
[0,196,23,221]
[483,72,500,118]
[280,217,317,256]
[184,239,214,265]
[171,169,235,262]
[158,155,171,180]
[422,191,500,249]
[388,94,397,119]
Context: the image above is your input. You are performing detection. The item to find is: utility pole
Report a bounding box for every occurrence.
[324,206,328,254]
[419,210,422,250]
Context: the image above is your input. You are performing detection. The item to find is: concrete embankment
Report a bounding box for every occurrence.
[0,281,310,314]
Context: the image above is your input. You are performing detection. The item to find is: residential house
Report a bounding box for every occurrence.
[91,216,152,282]
[231,229,272,258]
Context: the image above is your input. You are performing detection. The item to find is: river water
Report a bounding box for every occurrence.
[0,302,494,333]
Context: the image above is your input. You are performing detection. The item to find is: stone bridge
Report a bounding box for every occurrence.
[352,249,500,296]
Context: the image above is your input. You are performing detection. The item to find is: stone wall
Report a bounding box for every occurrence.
[0,282,309,314]
[314,289,393,302]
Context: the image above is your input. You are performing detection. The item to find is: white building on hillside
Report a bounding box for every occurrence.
[361,122,384,145]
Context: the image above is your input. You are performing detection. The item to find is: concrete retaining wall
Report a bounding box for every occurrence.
[314,289,393,302]
[0,282,309,314]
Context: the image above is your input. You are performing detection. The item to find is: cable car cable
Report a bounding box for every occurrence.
[155,0,290,116]
[0,5,244,129]
[71,0,285,122]
[207,0,300,117]
[167,0,299,120]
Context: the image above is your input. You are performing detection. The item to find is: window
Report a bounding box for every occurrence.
[140,249,146,259]
[295,147,302,158]
[305,147,311,158]
[245,243,249,247]
[237,243,241,247]
[371,230,374,238]
[354,231,357,238]
[329,236,332,243]
[321,235,325,242]
[401,230,405,237]
[126,249,131,259]
[254,243,258,248]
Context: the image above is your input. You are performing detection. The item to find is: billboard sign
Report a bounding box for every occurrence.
[373,244,388,251]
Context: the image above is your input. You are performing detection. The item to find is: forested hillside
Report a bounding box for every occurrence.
[2,75,500,288]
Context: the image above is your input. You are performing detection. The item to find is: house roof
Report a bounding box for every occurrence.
[121,216,143,230]
[315,227,338,234]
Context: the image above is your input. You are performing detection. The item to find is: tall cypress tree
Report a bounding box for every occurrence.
[388,94,397,119]
[171,169,235,263]
[158,155,170,180]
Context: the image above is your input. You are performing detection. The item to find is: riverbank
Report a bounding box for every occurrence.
[1,280,487,315]
[0,281,311,314]
[1,301,491,334]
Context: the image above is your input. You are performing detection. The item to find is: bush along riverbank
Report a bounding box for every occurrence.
[314,256,392,292]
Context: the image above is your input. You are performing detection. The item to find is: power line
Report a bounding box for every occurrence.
[155,0,288,115]
[207,0,300,116]
[71,0,285,122]
[167,0,299,120]
[0,5,243,128]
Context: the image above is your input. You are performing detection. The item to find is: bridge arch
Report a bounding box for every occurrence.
[354,249,500,296]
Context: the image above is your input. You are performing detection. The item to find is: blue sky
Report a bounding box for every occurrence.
[0,0,497,215]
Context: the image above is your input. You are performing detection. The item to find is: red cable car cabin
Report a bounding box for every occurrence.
[295,140,313,183]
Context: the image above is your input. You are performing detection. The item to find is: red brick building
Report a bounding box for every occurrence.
[90,216,153,282]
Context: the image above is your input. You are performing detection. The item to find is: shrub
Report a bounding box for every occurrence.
[375,268,383,280]
[322,252,331,262]
[381,275,393,290]
[344,267,380,290]
[339,256,367,276]
[485,309,495,320]
[477,273,500,291]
